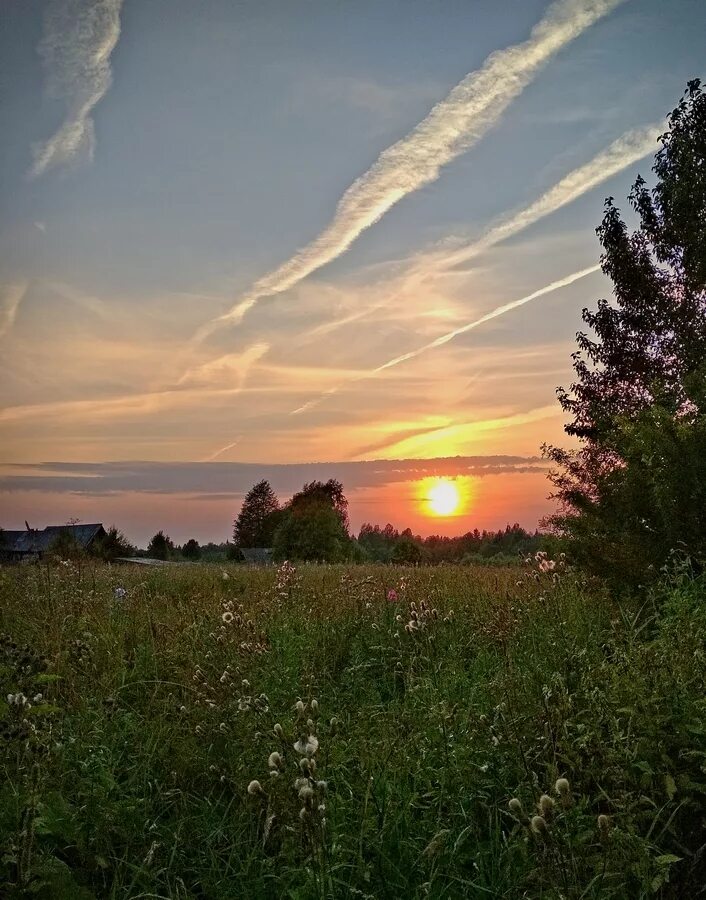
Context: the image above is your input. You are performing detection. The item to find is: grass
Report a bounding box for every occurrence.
[1,558,705,898]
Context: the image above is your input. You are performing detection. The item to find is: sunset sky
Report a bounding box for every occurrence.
[1,0,704,545]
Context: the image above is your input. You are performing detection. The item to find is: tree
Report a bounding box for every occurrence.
[48,529,84,561]
[272,479,351,562]
[147,530,174,560]
[181,538,201,560]
[93,525,134,562]
[233,480,280,548]
[544,80,706,587]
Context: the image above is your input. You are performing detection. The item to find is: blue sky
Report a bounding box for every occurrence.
[1,0,704,543]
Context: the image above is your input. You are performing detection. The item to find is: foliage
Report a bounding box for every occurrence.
[273,479,352,562]
[234,480,281,549]
[1,560,705,897]
[545,80,706,588]
[92,525,134,562]
[146,530,174,560]
[358,521,548,564]
[47,529,85,561]
[181,537,202,560]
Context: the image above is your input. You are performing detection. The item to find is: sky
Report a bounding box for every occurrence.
[1,0,704,546]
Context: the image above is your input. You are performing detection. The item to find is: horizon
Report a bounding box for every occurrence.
[2,0,704,544]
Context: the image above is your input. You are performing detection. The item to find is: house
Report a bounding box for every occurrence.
[0,524,106,563]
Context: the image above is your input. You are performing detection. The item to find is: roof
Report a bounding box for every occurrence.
[1,524,105,554]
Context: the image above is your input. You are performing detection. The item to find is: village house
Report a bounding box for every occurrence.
[0,524,106,563]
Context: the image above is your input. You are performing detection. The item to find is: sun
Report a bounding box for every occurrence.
[428,479,460,516]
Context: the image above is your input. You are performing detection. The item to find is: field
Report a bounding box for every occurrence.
[2,559,706,898]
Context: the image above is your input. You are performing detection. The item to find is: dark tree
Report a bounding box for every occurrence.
[93,525,135,562]
[272,479,351,562]
[233,480,280,548]
[544,80,706,586]
[147,530,174,560]
[181,538,201,560]
[289,479,349,529]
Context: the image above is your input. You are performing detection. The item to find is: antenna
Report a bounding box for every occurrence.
[25,520,31,532]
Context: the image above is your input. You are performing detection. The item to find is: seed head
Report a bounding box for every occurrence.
[298,785,315,803]
[310,699,319,715]
[295,700,306,717]
[530,815,547,835]
[247,780,264,797]
[555,778,570,797]
[508,798,524,818]
[268,751,283,770]
[539,794,555,818]
[273,723,284,739]
[598,814,610,840]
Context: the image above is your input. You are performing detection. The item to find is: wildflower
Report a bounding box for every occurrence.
[530,815,547,835]
[273,723,284,739]
[299,758,312,774]
[33,693,43,703]
[294,699,306,717]
[221,571,230,581]
[555,777,570,800]
[316,780,327,793]
[310,699,319,716]
[508,798,525,819]
[268,751,283,770]
[298,785,315,803]
[219,722,227,733]
[221,611,234,624]
[114,587,127,601]
[293,734,319,757]
[247,779,264,797]
[299,807,308,821]
[387,589,398,602]
[539,794,555,819]
[598,814,611,841]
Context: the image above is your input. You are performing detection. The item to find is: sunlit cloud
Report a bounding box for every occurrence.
[178,343,270,389]
[30,0,123,178]
[291,265,600,415]
[0,282,29,340]
[195,0,624,338]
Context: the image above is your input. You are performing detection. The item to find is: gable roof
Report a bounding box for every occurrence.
[1,524,105,554]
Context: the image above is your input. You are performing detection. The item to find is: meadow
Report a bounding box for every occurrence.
[1,558,706,898]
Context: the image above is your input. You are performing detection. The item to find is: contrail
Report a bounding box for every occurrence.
[30,0,123,178]
[201,438,242,463]
[426,124,662,274]
[196,0,625,339]
[291,264,600,415]
[0,282,29,339]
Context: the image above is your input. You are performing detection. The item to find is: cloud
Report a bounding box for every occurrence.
[195,0,624,338]
[178,343,270,389]
[0,282,29,339]
[428,124,662,273]
[30,0,123,178]
[0,456,549,497]
[291,264,600,415]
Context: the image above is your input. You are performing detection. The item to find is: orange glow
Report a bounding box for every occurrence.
[418,477,472,518]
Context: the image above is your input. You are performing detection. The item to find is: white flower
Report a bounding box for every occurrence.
[114,587,127,601]
[293,734,319,757]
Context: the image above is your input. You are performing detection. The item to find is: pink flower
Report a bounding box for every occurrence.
[387,589,398,602]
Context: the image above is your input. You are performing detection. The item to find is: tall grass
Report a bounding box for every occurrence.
[1,560,704,898]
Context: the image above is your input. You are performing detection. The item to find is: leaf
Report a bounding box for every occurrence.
[34,674,61,684]
[655,854,682,866]
[664,774,677,800]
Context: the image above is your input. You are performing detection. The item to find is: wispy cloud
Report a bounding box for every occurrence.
[195,0,625,338]
[30,0,123,178]
[178,343,270,389]
[0,282,29,339]
[201,438,242,463]
[291,265,600,415]
[427,124,662,273]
